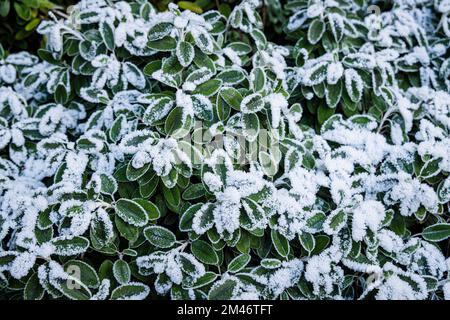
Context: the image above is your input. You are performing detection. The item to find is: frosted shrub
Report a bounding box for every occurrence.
[0,0,449,300]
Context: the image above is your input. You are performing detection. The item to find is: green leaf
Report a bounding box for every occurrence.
[271,230,290,257]
[162,55,183,74]
[186,272,218,289]
[299,233,315,254]
[98,173,117,195]
[148,36,177,51]
[216,69,245,85]
[193,203,215,234]
[261,258,282,269]
[182,184,206,200]
[305,211,326,232]
[98,260,114,281]
[179,203,202,232]
[111,283,149,300]
[143,97,174,125]
[194,30,213,53]
[54,84,69,105]
[240,198,266,231]
[193,79,222,97]
[37,49,60,65]
[113,259,131,285]
[317,103,335,125]
[51,236,90,256]
[220,87,243,111]
[310,235,330,255]
[122,248,137,257]
[215,95,231,121]
[24,272,44,300]
[161,169,179,189]
[64,260,100,289]
[148,22,173,41]
[91,212,114,247]
[53,276,92,300]
[144,226,176,248]
[390,214,406,236]
[133,198,160,221]
[437,177,450,203]
[208,278,237,300]
[305,61,328,85]
[259,151,278,177]
[178,1,203,14]
[0,0,10,18]
[123,62,145,89]
[242,113,260,142]
[139,174,159,198]
[329,13,344,42]
[250,67,266,92]
[25,18,41,31]
[191,240,218,265]
[100,21,115,51]
[192,94,213,120]
[165,107,191,137]
[236,230,250,254]
[308,19,325,44]
[346,72,363,103]
[178,252,203,277]
[324,209,347,235]
[241,93,264,113]
[228,253,251,273]
[325,80,342,108]
[14,2,31,20]
[422,224,450,242]
[250,29,267,49]
[143,60,162,76]
[176,41,195,67]
[162,184,181,207]
[419,158,441,179]
[185,67,212,85]
[115,215,139,242]
[115,199,148,227]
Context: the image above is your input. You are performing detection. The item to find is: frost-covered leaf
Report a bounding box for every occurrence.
[422,224,450,242]
[220,87,243,111]
[216,69,245,85]
[208,278,238,300]
[345,69,363,103]
[303,61,329,86]
[143,97,174,125]
[111,283,150,300]
[113,260,131,285]
[98,174,117,195]
[308,19,325,44]
[64,260,100,289]
[115,199,148,227]
[299,233,315,254]
[144,226,176,248]
[123,62,145,89]
[100,21,115,51]
[148,22,173,41]
[176,41,195,67]
[271,230,290,257]
[52,236,90,256]
[228,253,251,273]
[241,93,264,114]
[261,258,281,269]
